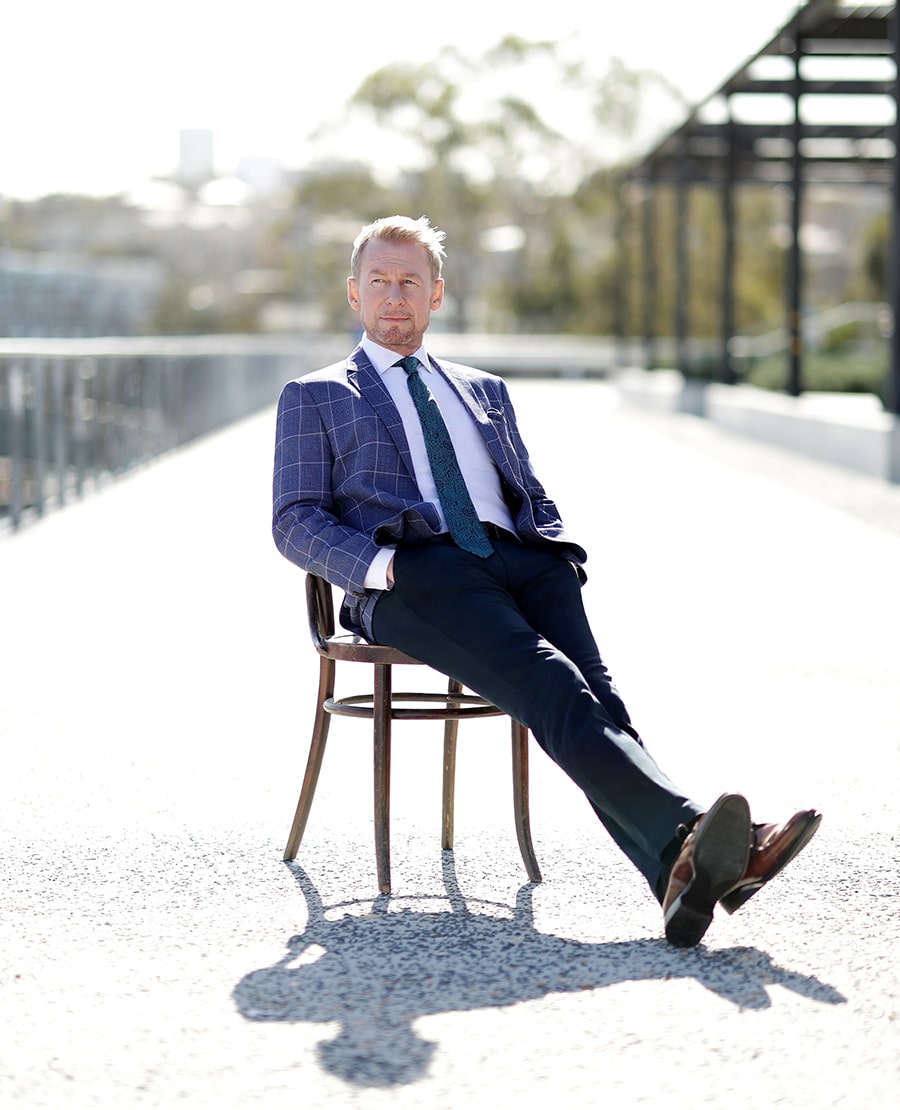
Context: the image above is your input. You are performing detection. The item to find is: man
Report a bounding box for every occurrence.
[272,214,821,947]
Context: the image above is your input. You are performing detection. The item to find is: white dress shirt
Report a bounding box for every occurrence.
[361,336,517,589]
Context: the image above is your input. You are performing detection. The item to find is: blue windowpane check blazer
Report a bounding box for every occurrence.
[272,345,587,639]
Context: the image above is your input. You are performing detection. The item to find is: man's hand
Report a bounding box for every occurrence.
[386,555,395,588]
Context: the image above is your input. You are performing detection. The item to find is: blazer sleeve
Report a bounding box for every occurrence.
[272,378,382,596]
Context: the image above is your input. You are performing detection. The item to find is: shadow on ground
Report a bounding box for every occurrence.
[233,857,845,1088]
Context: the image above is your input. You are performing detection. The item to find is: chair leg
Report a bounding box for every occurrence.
[373,662,392,894]
[283,657,335,861]
[441,679,461,850]
[511,720,542,882]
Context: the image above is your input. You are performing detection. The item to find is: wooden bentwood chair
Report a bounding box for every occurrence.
[282,573,543,893]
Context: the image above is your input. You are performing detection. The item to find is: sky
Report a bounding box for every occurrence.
[2,0,805,201]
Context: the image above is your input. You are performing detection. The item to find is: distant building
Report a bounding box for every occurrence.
[0,249,164,337]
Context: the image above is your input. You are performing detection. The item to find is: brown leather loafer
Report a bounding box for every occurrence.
[662,793,751,947]
[720,809,822,914]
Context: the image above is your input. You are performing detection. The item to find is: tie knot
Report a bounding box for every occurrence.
[396,356,420,376]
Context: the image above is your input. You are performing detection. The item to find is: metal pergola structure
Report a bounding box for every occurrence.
[619,0,900,415]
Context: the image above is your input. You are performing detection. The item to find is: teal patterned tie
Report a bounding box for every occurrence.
[397,357,493,558]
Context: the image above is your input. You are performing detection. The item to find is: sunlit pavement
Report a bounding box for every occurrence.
[2,380,898,1108]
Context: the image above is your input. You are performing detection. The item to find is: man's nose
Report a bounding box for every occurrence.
[384,281,406,302]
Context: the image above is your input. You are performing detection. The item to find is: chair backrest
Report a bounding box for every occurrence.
[306,573,335,654]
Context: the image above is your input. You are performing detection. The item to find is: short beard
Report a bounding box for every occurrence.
[376,323,416,347]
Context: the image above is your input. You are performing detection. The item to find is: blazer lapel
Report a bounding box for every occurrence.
[347,348,417,479]
[431,357,510,471]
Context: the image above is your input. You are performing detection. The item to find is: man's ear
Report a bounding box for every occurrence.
[431,279,444,310]
[347,277,359,309]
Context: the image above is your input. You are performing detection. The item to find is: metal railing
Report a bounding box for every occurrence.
[0,334,347,532]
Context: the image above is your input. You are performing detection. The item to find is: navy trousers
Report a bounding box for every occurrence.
[371,535,703,900]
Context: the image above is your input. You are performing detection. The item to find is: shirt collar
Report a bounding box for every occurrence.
[361,336,432,375]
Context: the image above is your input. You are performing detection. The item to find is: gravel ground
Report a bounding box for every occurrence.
[1,380,898,1108]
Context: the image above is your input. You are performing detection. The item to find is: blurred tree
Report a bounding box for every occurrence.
[856,209,888,301]
[734,187,787,332]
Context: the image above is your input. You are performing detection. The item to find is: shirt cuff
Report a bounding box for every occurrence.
[364,546,396,590]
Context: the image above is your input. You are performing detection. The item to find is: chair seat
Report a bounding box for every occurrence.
[319,632,421,665]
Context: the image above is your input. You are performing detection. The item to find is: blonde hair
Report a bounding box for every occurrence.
[350,215,446,281]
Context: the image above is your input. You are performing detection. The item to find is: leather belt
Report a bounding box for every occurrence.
[481,522,519,543]
[424,523,519,545]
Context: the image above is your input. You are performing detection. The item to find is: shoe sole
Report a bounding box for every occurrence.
[664,794,751,948]
[720,811,822,914]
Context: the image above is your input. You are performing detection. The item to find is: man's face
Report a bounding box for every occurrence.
[347,238,444,356]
